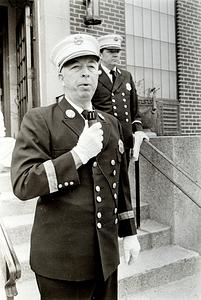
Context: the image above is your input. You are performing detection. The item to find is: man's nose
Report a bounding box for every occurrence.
[81,73,90,78]
[81,66,90,78]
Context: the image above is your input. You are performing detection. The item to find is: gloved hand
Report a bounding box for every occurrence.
[123,235,141,265]
[132,131,149,161]
[73,122,103,164]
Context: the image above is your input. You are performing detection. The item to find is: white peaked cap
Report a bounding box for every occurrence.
[98,34,123,50]
[50,34,100,72]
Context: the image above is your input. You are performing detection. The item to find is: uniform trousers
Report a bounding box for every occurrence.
[35,270,117,300]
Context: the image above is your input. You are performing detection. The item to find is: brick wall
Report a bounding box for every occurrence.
[70,0,126,68]
[176,0,201,135]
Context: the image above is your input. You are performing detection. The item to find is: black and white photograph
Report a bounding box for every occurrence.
[0,0,201,299]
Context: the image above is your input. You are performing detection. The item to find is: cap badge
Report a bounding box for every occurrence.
[65,109,76,119]
[74,36,84,45]
[126,83,131,91]
[118,139,124,154]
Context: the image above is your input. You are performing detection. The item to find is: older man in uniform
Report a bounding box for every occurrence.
[92,34,148,164]
[11,34,140,300]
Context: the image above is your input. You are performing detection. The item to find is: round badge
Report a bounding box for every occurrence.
[65,109,75,119]
[118,139,124,154]
[126,83,132,91]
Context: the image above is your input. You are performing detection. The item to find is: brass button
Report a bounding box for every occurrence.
[125,112,128,115]
[96,186,101,192]
[93,161,97,167]
[124,104,127,108]
[113,106,117,110]
[114,193,117,199]
[112,183,117,189]
[123,98,126,102]
[112,99,116,103]
[111,160,116,166]
[64,182,69,187]
[114,112,118,117]
[97,212,102,219]
[113,170,116,176]
[122,92,125,96]
[97,196,102,203]
[114,218,118,224]
[58,184,62,189]
[97,222,102,229]
[70,181,74,185]
[126,118,129,122]
[114,208,118,214]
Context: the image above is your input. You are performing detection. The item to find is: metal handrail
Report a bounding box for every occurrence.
[140,139,201,210]
[0,220,21,299]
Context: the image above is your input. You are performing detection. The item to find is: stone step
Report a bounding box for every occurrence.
[119,219,171,255]
[0,171,12,192]
[15,278,40,300]
[133,201,150,220]
[14,270,201,300]
[120,271,201,300]
[0,191,37,217]
[2,214,34,245]
[12,244,200,299]
[118,245,200,299]
[4,214,170,252]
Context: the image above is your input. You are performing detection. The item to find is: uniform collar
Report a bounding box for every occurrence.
[64,96,93,115]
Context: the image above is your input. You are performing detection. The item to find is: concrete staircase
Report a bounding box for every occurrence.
[0,171,201,299]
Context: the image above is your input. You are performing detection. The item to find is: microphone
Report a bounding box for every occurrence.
[87,110,97,127]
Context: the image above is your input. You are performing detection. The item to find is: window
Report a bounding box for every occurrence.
[125,0,177,101]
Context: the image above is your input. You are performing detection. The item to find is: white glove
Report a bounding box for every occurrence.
[132,131,149,161]
[123,235,141,265]
[73,122,103,164]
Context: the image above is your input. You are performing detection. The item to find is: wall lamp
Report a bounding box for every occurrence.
[83,0,102,26]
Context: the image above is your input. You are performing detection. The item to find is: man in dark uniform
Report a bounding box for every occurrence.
[11,34,140,300]
[92,34,149,164]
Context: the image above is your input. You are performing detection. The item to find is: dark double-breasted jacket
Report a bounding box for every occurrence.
[11,97,136,282]
[92,65,143,150]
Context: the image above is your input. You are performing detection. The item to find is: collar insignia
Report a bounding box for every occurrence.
[65,109,76,119]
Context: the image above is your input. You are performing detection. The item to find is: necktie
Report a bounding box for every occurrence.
[110,70,116,84]
[81,110,97,127]
[81,110,88,120]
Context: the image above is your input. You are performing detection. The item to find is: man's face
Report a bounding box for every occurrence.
[60,55,99,109]
[100,49,121,70]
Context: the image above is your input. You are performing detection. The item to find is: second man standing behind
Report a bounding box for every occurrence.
[92,34,148,164]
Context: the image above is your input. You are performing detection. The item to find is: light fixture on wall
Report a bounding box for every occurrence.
[83,0,102,26]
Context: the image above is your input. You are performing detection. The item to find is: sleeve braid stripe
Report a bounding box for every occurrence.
[43,160,58,193]
[118,210,134,220]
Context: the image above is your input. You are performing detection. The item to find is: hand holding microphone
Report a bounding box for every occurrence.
[73,111,103,164]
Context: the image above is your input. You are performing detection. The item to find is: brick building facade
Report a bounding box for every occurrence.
[176,0,201,135]
[69,0,201,136]
[0,0,201,136]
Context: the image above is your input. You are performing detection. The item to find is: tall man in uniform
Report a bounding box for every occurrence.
[92,34,149,164]
[11,34,140,300]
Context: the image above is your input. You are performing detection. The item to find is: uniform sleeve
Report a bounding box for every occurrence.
[129,74,143,132]
[117,122,137,237]
[11,109,80,200]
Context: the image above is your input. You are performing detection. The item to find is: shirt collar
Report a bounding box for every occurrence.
[101,64,117,76]
[65,96,93,115]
